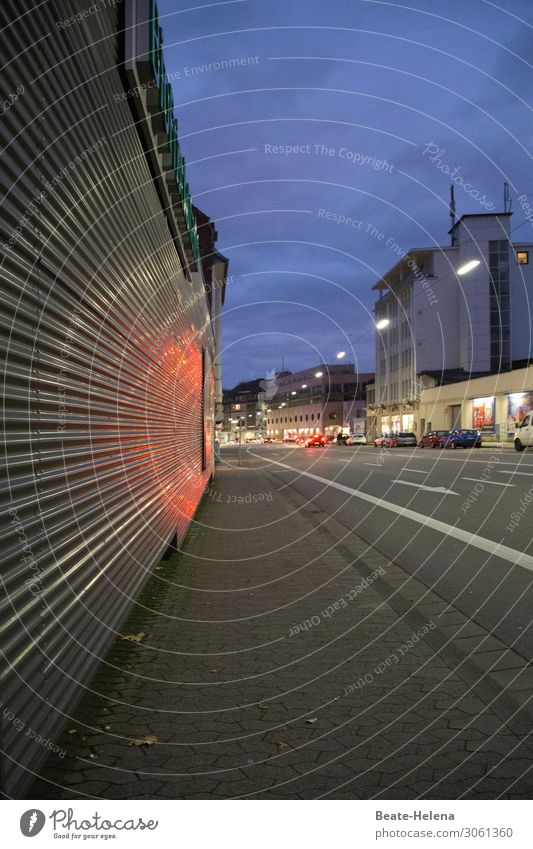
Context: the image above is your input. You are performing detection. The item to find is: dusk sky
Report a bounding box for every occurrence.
[158,0,533,387]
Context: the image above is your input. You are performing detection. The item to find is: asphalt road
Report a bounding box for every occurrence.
[242,443,533,662]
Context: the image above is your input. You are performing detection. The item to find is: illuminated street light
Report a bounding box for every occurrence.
[336,351,346,359]
[376,318,390,330]
[315,371,323,378]
[301,384,307,389]
[456,259,480,276]
[291,391,297,395]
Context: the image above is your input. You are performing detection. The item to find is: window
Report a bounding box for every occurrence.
[517,251,529,265]
[311,413,315,421]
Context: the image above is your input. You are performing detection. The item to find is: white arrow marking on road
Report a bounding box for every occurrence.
[391,479,459,495]
[250,450,533,573]
[462,477,515,487]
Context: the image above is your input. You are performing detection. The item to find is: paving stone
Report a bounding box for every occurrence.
[26,455,533,800]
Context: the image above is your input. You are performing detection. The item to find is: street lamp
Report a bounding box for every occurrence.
[336,351,346,359]
[291,391,297,395]
[376,318,390,330]
[456,259,480,276]
[315,371,323,378]
[301,384,307,389]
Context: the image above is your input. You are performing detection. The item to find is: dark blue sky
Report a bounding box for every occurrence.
[158,0,533,387]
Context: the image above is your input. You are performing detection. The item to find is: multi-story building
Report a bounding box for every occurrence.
[372,213,533,434]
[265,364,374,439]
[222,378,266,440]
[194,206,228,431]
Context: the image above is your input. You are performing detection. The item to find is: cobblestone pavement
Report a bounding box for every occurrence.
[29,449,533,799]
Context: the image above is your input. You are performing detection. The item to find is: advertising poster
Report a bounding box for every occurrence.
[508,391,533,431]
[472,397,495,432]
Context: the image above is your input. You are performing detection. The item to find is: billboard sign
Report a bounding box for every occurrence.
[508,391,533,432]
[472,397,495,432]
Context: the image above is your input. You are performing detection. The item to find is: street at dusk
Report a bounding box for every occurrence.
[1,0,533,845]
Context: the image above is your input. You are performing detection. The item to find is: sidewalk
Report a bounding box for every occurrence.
[30,449,533,799]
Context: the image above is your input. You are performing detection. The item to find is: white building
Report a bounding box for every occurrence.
[372,213,533,434]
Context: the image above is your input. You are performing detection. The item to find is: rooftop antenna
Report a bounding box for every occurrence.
[504,181,511,214]
[449,184,456,246]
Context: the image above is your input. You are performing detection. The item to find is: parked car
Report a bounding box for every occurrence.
[296,435,307,445]
[383,432,417,448]
[418,430,449,448]
[514,412,533,451]
[305,434,327,447]
[263,437,277,443]
[346,433,367,445]
[443,429,482,448]
[394,432,417,447]
[283,436,297,444]
[374,434,390,447]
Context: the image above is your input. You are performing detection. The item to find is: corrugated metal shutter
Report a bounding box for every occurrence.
[0,0,214,797]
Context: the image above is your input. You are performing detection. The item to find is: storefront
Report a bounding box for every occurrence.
[419,366,533,442]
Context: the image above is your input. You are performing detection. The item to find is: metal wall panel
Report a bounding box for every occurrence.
[0,0,215,797]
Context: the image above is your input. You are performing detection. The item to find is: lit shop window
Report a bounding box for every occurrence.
[517,251,529,265]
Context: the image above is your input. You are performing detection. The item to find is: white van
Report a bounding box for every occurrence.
[514,412,533,451]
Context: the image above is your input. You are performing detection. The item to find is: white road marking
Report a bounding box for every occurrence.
[496,470,533,477]
[391,479,459,495]
[251,452,533,572]
[400,468,428,474]
[364,462,383,468]
[462,477,515,487]
[385,451,533,469]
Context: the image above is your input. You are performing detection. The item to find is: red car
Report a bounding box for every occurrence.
[305,434,327,447]
[418,430,449,448]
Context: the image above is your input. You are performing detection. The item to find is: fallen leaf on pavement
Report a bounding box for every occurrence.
[275,740,290,751]
[305,718,318,724]
[120,632,146,642]
[129,735,158,747]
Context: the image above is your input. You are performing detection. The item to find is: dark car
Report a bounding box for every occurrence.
[419,430,449,448]
[386,432,417,448]
[443,429,482,449]
[305,434,327,447]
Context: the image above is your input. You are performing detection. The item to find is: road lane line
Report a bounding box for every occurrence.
[251,452,533,573]
[496,470,533,477]
[462,477,515,487]
[364,462,383,468]
[400,468,427,474]
[391,479,459,495]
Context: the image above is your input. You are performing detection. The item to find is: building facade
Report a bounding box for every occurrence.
[419,365,533,443]
[372,213,533,434]
[265,365,374,439]
[0,0,222,797]
[222,378,266,441]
